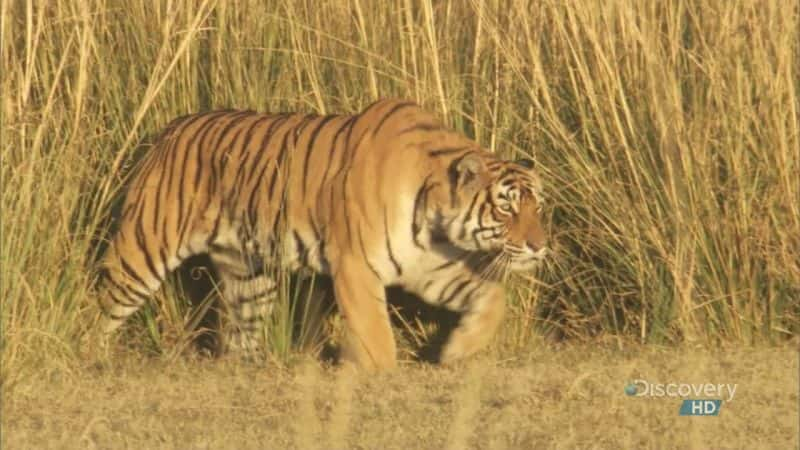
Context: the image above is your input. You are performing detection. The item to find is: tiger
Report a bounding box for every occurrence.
[97,98,548,371]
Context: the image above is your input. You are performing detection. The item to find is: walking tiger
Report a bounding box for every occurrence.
[98,99,548,370]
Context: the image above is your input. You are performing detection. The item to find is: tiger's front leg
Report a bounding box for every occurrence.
[332,257,397,371]
[439,282,506,364]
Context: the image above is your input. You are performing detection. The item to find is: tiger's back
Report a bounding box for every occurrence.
[99,99,548,369]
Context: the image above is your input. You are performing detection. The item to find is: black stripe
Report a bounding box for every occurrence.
[497,167,528,178]
[293,230,309,267]
[237,286,278,304]
[159,204,171,255]
[428,146,471,157]
[268,130,291,199]
[230,267,267,282]
[357,231,383,281]
[459,284,483,309]
[134,221,163,283]
[504,245,525,255]
[173,110,226,134]
[337,121,374,245]
[448,152,480,209]
[244,115,290,187]
[104,278,145,306]
[470,202,492,248]
[383,208,402,276]
[372,101,417,137]
[128,196,147,236]
[437,276,463,302]
[207,211,222,245]
[320,116,357,189]
[433,260,458,271]
[245,162,272,229]
[458,189,483,240]
[205,114,267,195]
[293,114,319,140]
[152,135,177,235]
[476,200,488,230]
[171,112,230,237]
[206,147,219,211]
[337,118,363,245]
[486,160,505,170]
[159,112,227,250]
[179,111,228,207]
[397,122,441,135]
[301,115,338,194]
[118,256,149,290]
[361,98,390,111]
[209,243,241,255]
[217,122,251,181]
[237,116,292,217]
[228,116,271,199]
[116,284,148,306]
[308,209,322,242]
[269,197,288,250]
[411,176,435,250]
[340,179,354,246]
[320,117,357,236]
[121,202,134,221]
[158,247,171,274]
[153,114,219,204]
[321,117,358,247]
[106,288,140,308]
[95,267,110,286]
[443,280,471,305]
[307,210,329,270]
[274,117,299,169]
[466,188,484,220]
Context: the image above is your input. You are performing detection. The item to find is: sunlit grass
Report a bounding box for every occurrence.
[2,0,798,389]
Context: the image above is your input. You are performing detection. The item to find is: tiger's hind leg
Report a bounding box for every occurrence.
[209,243,277,353]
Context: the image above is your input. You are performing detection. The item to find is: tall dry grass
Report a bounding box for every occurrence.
[2,0,798,386]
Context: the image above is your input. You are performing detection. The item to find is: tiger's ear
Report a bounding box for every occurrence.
[452,153,484,189]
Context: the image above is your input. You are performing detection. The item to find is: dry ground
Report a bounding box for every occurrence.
[3,345,797,449]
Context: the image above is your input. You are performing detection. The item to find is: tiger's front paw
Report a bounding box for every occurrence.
[439,338,471,364]
[339,331,397,372]
[438,297,505,364]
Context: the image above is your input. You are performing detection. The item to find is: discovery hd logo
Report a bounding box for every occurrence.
[624,379,738,416]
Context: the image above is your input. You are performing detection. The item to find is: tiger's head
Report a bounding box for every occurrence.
[429,152,548,272]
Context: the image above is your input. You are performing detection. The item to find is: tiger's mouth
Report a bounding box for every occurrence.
[502,245,549,272]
